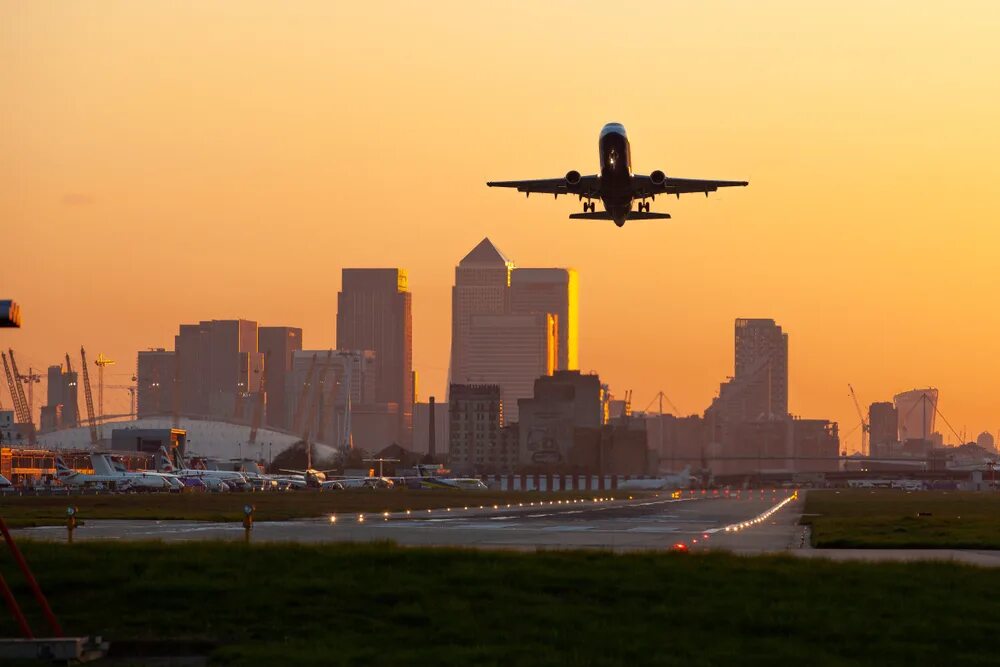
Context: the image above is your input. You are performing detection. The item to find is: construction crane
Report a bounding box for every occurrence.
[94,353,115,440]
[105,383,138,419]
[2,352,29,425]
[291,352,320,434]
[80,347,99,445]
[643,390,681,417]
[7,350,32,428]
[18,366,41,422]
[848,384,869,456]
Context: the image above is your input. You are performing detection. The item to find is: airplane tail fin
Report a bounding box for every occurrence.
[54,456,75,478]
[157,446,176,473]
[89,453,115,476]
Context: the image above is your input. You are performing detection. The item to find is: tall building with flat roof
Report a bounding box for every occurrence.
[868,401,898,453]
[451,238,514,386]
[336,269,413,443]
[41,363,79,431]
[733,318,788,419]
[510,268,579,371]
[137,349,176,418]
[258,326,302,430]
[174,319,258,420]
[462,313,556,424]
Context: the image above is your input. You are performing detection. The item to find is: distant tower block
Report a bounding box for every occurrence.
[893,388,938,442]
[977,431,995,452]
[428,395,436,459]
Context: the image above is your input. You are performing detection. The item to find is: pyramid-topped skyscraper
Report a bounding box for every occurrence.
[450,238,515,386]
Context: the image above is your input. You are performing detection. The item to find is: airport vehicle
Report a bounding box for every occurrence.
[487,122,748,227]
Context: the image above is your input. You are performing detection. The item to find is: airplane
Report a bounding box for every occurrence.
[277,467,345,489]
[156,447,249,491]
[403,464,488,490]
[487,122,748,227]
[54,455,179,491]
[617,465,695,491]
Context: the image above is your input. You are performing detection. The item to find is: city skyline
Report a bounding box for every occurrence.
[5,2,1000,450]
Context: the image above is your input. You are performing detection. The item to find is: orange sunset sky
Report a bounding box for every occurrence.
[3,2,1000,450]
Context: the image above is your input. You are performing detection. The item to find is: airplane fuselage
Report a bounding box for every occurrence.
[598,123,633,226]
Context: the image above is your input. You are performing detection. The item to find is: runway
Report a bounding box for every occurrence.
[17,490,803,552]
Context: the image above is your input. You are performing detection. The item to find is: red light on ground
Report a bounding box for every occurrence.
[671,543,689,552]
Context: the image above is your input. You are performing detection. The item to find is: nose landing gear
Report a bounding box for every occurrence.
[637,201,651,213]
[582,201,595,213]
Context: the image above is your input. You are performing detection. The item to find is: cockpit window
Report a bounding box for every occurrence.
[600,123,627,138]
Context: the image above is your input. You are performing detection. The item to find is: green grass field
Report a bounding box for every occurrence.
[803,489,1000,549]
[2,542,998,666]
[0,490,614,528]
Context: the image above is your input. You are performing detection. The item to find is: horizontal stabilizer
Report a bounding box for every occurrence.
[569,211,671,221]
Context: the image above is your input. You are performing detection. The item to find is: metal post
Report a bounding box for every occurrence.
[0,571,32,638]
[0,518,63,637]
[242,505,254,543]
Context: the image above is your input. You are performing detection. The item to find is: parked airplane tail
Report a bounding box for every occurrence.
[54,456,76,478]
[89,453,116,476]
[157,446,177,473]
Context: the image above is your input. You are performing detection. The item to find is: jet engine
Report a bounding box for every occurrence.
[565,170,582,185]
[649,170,666,185]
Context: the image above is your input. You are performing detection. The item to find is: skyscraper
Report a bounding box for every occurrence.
[258,326,302,429]
[40,363,78,432]
[336,269,413,442]
[733,318,789,418]
[868,401,898,452]
[450,238,514,385]
[894,388,938,442]
[510,268,579,370]
[137,349,176,418]
[174,319,258,419]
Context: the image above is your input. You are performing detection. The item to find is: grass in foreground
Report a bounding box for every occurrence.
[803,489,1000,549]
[0,490,613,528]
[2,542,998,666]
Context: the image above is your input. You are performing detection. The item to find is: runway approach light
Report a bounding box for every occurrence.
[329,515,337,524]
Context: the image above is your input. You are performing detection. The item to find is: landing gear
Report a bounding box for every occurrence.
[583,201,595,213]
[637,201,650,213]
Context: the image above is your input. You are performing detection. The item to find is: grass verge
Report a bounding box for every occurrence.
[2,541,998,666]
[0,490,618,528]
[802,489,1000,549]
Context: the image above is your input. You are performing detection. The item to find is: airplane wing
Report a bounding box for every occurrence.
[632,175,749,199]
[487,175,601,199]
